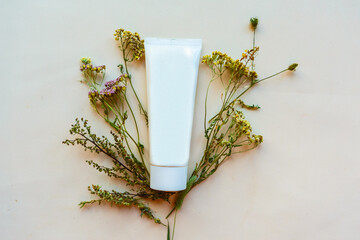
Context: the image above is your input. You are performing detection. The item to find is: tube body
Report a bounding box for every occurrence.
[144,38,202,191]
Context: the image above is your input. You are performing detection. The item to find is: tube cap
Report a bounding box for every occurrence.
[150,165,188,191]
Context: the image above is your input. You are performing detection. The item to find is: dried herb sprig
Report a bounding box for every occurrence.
[79,185,164,225]
[64,30,172,224]
[63,118,172,223]
[114,29,148,124]
[168,17,298,217]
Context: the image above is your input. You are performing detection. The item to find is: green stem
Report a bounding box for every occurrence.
[205,75,238,151]
[101,113,137,161]
[223,80,238,108]
[172,210,177,240]
[204,146,229,176]
[124,94,140,142]
[123,51,148,124]
[251,29,256,70]
[123,93,149,176]
[208,68,290,123]
[204,74,219,133]
[232,144,258,154]
[256,69,288,83]
[102,101,139,154]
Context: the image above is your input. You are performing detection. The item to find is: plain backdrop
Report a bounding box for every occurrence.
[1,0,360,239]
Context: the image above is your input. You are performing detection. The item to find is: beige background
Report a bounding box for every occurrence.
[1,0,360,239]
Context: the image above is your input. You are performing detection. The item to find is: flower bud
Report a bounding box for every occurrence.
[250,17,258,30]
[288,63,298,71]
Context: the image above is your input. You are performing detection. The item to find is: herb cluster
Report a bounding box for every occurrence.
[63,19,298,237]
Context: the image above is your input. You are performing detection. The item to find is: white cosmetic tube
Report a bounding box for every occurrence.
[144,38,202,191]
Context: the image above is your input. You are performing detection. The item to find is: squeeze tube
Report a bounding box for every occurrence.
[144,38,202,191]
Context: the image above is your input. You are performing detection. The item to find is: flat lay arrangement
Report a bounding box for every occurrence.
[63,18,298,239]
